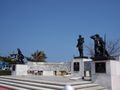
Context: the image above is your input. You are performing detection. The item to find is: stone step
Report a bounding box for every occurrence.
[0,77,94,90]
[77,86,105,90]
[0,76,91,86]
[0,83,29,90]
[73,83,101,89]
[0,76,94,90]
[0,80,55,90]
[0,76,66,85]
[0,76,107,90]
[0,78,63,89]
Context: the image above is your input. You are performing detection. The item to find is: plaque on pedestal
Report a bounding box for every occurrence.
[73,62,79,71]
[95,62,106,73]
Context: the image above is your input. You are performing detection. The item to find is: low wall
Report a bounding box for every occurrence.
[27,62,71,76]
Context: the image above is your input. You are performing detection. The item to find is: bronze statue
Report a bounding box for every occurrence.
[76,35,84,57]
[90,34,109,58]
[10,48,24,64]
[17,48,24,64]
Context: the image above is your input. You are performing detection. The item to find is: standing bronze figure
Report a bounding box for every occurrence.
[76,35,84,57]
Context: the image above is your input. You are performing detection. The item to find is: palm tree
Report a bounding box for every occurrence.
[31,50,47,62]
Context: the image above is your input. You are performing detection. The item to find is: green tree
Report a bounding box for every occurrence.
[31,50,47,62]
[106,39,120,57]
[0,56,15,64]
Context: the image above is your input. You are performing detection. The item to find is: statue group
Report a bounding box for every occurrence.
[76,34,110,60]
[90,34,109,58]
[10,48,24,64]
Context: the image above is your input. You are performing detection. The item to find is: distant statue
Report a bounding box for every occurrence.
[90,34,109,57]
[76,35,84,57]
[17,48,24,64]
[10,48,25,64]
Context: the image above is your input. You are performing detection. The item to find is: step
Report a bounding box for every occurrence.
[77,86,105,90]
[0,80,55,90]
[0,83,29,90]
[70,81,92,86]
[73,83,100,89]
[0,77,94,90]
[0,76,65,86]
[0,78,63,89]
[0,76,107,90]
[0,76,91,86]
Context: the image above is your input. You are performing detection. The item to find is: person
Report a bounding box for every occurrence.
[76,35,84,57]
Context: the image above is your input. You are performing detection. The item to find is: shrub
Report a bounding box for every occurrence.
[0,70,11,75]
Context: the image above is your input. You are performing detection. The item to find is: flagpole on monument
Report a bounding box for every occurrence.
[104,34,106,56]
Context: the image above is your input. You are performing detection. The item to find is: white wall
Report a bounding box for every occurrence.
[43,71,54,76]
[110,61,120,90]
[27,62,71,72]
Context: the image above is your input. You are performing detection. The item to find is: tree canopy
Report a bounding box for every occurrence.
[0,56,15,64]
[31,50,47,62]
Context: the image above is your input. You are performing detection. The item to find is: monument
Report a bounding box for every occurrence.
[71,35,91,79]
[10,48,25,64]
[10,48,27,76]
[17,48,25,64]
[90,34,110,60]
[8,34,120,90]
[90,34,120,90]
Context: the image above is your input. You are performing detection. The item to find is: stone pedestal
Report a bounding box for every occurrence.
[12,64,28,76]
[91,60,120,90]
[71,58,92,77]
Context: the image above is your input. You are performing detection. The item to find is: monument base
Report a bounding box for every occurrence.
[91,60,120,90]
[71,58,92,78]
[12,64,28,76]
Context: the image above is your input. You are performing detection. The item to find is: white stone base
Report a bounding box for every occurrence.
[71,58,92,77]
[92,60,120,90]
[12,64,28,76]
